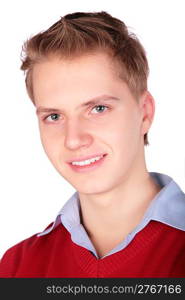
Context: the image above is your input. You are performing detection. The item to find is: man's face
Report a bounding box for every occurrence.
[33,52,149,195]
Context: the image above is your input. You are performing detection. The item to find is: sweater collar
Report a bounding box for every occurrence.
[37,172,185,237]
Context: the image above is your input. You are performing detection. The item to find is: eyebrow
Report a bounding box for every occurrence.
[36,94,120,115]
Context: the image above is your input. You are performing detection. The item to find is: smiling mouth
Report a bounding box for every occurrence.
[67,153,107,164]
[70,154,106,166]
[68,154,107,172]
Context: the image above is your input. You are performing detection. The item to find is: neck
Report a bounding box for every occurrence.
[78,168,162,257]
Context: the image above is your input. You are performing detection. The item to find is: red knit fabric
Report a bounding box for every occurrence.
[0,221,185,278]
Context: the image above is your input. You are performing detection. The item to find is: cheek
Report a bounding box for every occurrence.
[106,116,138,141]
[39,126,62,158]
[105,115,141,159]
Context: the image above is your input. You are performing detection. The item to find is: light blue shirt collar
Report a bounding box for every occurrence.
[37,172,185,259]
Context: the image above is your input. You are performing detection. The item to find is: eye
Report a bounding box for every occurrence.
[42,105,109,124]
[91,105,109,114]
[44,113,60,122]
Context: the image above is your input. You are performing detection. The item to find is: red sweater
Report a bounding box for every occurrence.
[0,220,185,278]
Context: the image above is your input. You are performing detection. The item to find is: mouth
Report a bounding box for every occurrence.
[68,154,107,173]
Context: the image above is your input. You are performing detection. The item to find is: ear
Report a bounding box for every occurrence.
[139,90,155,136]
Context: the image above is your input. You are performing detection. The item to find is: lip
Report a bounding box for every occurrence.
[67,153,107,163]
[68,154,107,173]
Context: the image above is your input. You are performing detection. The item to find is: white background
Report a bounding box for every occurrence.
[0,0,184,258]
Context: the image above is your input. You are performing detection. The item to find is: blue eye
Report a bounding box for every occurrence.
[43,105,109,124]
[45,113,60,122]
[91,105,108,114]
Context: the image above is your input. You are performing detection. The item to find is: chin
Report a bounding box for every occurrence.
[75,183,112,195]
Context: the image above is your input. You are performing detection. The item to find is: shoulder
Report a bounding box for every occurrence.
[0,222,66,277]
[0,232,39,277]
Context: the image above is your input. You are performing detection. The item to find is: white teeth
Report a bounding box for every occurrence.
[71,155,103,166]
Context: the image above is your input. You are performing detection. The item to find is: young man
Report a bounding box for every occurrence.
[0,11,185,278]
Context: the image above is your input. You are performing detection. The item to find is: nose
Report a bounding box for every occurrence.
[64,118,93,150]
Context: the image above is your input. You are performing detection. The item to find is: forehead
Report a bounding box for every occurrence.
[32,51,122,86]
[32,51,132,109]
